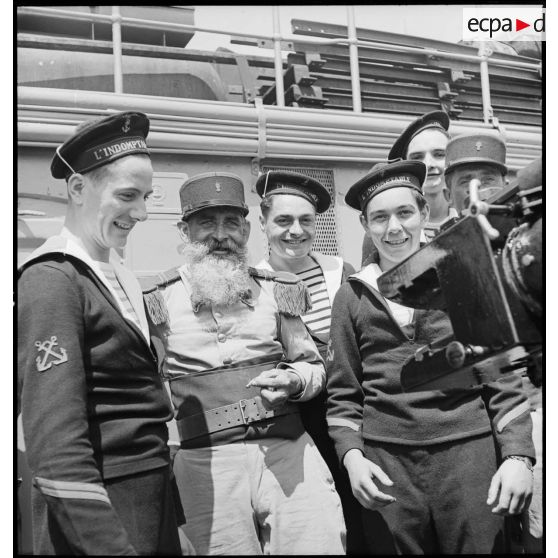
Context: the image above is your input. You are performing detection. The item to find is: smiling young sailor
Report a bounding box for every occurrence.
[326,159,536,554]
[389,110,458,239]
[17,112,183,555]
[255,170,354,352]
[254,170,363,552]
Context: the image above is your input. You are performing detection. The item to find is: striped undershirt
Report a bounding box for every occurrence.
[97,262,142,331]
[296,263,331,335]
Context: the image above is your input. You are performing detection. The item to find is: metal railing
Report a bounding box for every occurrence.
[17,5,542,125]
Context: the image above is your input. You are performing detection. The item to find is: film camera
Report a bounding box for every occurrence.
[377,158,542,391]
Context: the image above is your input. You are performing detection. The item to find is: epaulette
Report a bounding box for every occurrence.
[140,268,181,294]
[249,267,312,316]
[140,267,181,326]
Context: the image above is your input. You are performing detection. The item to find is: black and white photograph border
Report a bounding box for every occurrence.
[13,3,551,555]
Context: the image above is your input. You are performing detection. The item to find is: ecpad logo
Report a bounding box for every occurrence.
[463,8,545,42]
[468,16,544,38]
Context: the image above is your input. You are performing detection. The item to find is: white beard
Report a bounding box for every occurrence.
[182,240,252,307]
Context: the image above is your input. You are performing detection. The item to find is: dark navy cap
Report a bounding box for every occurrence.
[51,111,150,179]
[179,172,249,220]
[444,133,507,176]
[255,170,331,213]
[345,160,427,212]
[368,161,390,173]
[388,110,450,161]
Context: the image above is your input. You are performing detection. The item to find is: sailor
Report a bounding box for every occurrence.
[254,169,364,552]
[143,172,346,555]
[389,110,457,238]
[327,159,535,554]
[17,111,183,555]
[363,110,457,265]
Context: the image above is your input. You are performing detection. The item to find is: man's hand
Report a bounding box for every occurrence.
[343,449,396,510]
[246,368,303,409]
[487,458,533,516]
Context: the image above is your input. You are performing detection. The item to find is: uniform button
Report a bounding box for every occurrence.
[223,357,232,365]
[217,333,227,343]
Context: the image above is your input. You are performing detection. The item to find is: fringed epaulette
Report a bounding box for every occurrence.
[249,267,312,316]
[140,267,181,326]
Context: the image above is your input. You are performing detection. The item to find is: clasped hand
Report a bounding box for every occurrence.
[246,368,302,409]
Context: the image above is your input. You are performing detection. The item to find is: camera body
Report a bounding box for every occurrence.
[377,159,542,391]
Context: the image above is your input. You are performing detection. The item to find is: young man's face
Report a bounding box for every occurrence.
[181,206,250,259]
[360,187,428,271]
[447,163,506,213]
[406,128,448,196]
[80,155,153,255]
[260,194,317,260]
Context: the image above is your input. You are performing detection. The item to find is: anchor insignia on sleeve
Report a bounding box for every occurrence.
[35,336,68,372]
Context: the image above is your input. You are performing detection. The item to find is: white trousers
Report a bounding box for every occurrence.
[173,432,347,555]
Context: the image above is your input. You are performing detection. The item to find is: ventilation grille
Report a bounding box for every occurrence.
[261,166,339,256]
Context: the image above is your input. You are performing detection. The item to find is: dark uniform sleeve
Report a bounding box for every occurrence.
[18,263,138,555]
[325,283,365,463]
[482,373,536,462]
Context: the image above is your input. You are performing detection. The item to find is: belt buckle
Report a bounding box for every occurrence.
[239,398,269,425]
[239,399,252,425]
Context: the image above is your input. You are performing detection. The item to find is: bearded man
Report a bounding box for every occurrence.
[143,172,346,555]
